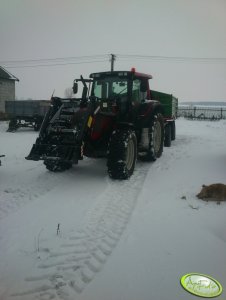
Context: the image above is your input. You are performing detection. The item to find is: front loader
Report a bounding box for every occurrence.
[26,77,94,172]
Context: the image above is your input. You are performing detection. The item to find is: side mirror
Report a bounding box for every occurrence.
[72,81,78,94]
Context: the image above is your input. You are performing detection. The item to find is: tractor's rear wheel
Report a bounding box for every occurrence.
[44,160,72,172]
[139,113,164,161]
[107,129,137,179]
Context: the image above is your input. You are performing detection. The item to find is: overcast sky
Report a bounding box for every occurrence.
[0,0,226,101]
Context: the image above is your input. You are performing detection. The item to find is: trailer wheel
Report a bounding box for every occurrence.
[44,160,72,172]
[171,121,176,140]
[7,119,18,132]
[107,129,137,179]
[139,113,164,161]
[34,122,41,131]
[164,124,172,147]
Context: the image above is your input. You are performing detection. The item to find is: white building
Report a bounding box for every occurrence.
[0,66,19,113]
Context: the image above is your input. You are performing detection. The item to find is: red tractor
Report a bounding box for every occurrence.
[26,69,177,179]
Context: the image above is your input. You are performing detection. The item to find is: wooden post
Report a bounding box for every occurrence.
[110,54,116,71]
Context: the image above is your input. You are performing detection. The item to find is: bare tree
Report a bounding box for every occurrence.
[64,87,73,98]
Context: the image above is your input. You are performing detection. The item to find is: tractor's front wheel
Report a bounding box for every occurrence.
[44,160,72,172]
[107,129,137,179]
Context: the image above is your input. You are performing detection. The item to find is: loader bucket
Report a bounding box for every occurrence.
[25,143,80,163]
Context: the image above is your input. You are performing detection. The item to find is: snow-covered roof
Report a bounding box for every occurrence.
[0,66,19,81]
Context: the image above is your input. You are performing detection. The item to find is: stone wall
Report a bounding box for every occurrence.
[0,79,15,113]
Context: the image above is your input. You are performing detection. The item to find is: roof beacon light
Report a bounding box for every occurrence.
[131,67,136,73]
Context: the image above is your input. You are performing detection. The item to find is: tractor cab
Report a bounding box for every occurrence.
[71,70,161,136]
[72,70,154,120]
[89,69,152,103]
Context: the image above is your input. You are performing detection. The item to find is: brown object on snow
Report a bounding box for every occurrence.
[196,183,226,204]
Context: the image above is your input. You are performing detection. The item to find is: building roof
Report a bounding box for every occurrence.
[0,66,19,81]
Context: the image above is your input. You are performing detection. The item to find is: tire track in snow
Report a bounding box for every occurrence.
[12,163,150,300]
[0,167,73,221]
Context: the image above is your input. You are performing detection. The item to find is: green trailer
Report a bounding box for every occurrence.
[151,90,178,119]
[150,90,178,147]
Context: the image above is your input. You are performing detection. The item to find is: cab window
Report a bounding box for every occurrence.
[132,79,147,103]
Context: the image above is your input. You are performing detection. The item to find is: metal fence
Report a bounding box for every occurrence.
[177,105,226,120]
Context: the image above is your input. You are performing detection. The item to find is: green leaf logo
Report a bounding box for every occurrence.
[181,273,223,298]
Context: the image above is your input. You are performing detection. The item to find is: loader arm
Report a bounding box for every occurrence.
[25,95,95,165]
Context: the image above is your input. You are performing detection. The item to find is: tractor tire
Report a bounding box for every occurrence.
[139,113,164,161]
[164,124,171,147]
[44,160,72,172]
[107,129,137,180]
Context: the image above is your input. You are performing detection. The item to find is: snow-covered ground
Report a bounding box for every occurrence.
[0,118,226,300]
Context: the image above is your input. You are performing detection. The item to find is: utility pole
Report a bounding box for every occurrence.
[110,54,116,71]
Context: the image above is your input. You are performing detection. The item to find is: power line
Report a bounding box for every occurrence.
[1,53,226,70]
[116,54,226,63]
[0,54,114,69]
[2,59,109,69]
[0,54,108,65]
